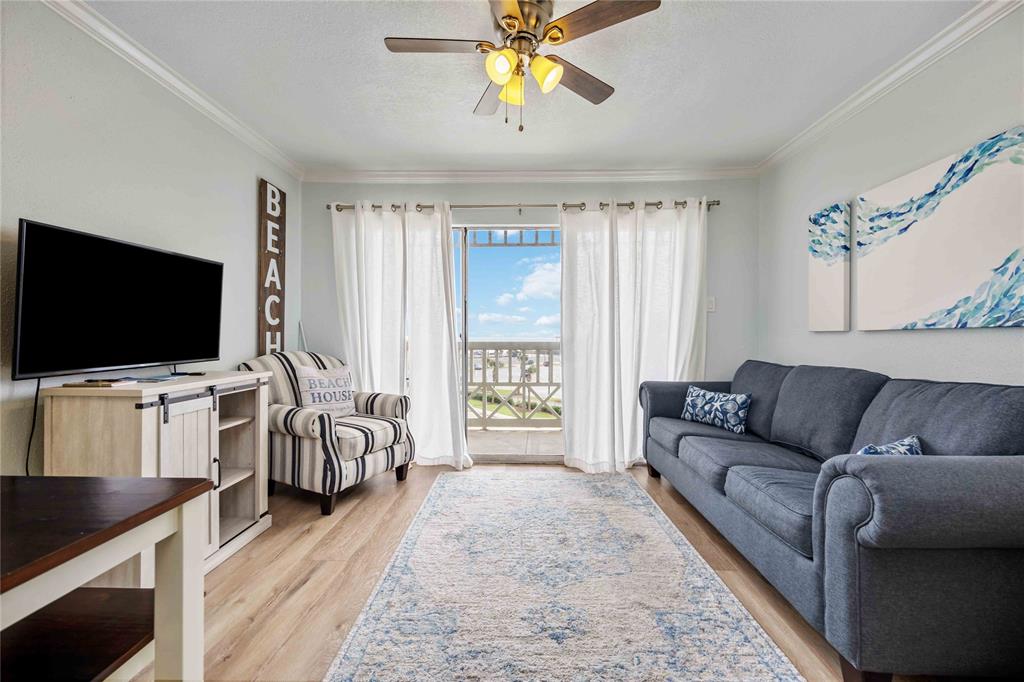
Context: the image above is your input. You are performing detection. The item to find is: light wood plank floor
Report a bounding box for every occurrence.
[202,464,935,681]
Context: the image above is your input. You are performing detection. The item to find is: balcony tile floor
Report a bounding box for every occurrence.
[468,428,564,457]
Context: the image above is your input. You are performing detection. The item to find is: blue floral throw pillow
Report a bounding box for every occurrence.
[681,385,752,434]
[856,435,923,456]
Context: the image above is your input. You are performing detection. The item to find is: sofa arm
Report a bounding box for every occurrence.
[814,454,1024,674]
[814,454,1024,552]
[638,380,732,420]
[355,391,410,419]
[268,403,334,439]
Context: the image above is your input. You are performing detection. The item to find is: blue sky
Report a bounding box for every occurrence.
[455,231,560,340]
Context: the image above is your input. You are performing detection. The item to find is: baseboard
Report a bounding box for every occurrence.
[203,515,272,574]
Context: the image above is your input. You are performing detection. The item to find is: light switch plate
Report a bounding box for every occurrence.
[707,296,717,312]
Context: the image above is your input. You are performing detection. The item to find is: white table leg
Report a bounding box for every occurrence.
[154,495,205,681]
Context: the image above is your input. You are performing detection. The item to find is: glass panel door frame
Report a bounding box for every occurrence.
[452,224,561,447]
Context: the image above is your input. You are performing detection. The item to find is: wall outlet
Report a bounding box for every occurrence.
[707,296,717,313]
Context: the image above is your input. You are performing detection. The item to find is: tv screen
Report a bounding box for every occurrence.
[13,220,223,379]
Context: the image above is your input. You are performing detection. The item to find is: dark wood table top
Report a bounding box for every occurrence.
[1,476,212,593]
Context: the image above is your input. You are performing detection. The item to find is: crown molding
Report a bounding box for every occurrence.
[302,167,759,184]
[42,0,306,180]
[757,0,1023,172]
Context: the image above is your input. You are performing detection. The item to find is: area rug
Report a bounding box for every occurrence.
[325,469,802,681]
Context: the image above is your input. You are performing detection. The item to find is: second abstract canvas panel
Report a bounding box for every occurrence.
[855,125,1024,330]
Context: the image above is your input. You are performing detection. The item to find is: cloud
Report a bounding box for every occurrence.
[535,314,560,326]
[516,254,558,266]
[478,313,527,324]
[516,262,560,301]
[517,306,532,313]
[496,292,515,306]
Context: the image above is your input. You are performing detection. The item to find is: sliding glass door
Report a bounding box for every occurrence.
[453,226,563,461]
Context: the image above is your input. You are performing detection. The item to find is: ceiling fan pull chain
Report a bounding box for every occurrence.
[519,77,524,132]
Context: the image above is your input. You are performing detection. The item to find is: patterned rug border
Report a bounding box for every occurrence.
[323,468,801,681]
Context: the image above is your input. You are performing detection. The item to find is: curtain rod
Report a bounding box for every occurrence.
[324,200,720,212]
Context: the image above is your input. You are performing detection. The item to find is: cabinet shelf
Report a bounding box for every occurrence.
[218,415,253,431]
[220,516,255,544]
[219,467,253,491]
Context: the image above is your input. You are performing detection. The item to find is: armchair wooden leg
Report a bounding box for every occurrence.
[840,657,891,682]
[646,462,661,479]
[320,493,336,515]
[268,479,276,497]
[395,464,409,482]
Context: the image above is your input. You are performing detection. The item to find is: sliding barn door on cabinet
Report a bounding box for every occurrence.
[158,395,220,556]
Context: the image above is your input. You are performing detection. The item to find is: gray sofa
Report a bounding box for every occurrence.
[639,360,1024,682]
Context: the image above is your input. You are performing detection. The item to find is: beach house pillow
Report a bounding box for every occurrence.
[856,435,923,456]
[681,385,752,434]
[296,365,356,418]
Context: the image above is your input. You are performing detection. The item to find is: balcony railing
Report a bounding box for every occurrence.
[466,340,561,428]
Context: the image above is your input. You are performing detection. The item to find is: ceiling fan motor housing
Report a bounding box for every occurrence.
[513,0,555,35]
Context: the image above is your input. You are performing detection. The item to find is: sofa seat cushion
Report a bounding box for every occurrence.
[725,466,817,558]
[678,436,820,492]
[334,414,408,461]
[649,417,762,454]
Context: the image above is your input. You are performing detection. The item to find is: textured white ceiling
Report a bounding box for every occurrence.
[88,0,976,173]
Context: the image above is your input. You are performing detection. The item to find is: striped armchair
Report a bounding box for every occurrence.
[239,351,415,514]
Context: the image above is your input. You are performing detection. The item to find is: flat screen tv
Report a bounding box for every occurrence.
[12,219,223,379]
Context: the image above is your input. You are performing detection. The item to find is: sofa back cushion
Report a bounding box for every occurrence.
[731,360,794,440]
[771,365,889,460]
[853,379,1024,456]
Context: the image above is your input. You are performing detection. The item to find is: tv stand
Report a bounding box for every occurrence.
[41,371,273,583]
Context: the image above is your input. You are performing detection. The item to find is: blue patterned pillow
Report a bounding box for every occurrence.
[856,435,923,456]
[681,385,752,434]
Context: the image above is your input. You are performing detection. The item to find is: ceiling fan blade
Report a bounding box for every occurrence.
[384,37,488,53]
[544,0,661,45]
[473,81,503,116]
[546,55,614,104]
[489,0,525,31]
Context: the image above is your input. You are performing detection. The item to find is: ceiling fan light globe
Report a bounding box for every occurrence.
[530,54,564,94]
[498,74,525,106]
[485,48,518,85]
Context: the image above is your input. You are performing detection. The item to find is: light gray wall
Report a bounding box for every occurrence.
[0,2,302,474]
[755,8,1024,383]
[301,178,760,382]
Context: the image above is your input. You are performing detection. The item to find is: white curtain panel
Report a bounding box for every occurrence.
[404,203,472,470]
[561,199,708,473]
[332,201,471,470]
[330,201,406,394]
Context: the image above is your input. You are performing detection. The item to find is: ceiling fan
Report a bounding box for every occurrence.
[384,0,661,129]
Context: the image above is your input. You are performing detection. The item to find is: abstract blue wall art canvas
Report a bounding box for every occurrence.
[808,202,850,331]
[855,125,1024,330]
